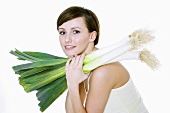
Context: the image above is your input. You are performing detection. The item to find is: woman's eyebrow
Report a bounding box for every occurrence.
[71,27,81,29]
[58,27,81,30]
[58,28,65,30]
[58,27,81,29]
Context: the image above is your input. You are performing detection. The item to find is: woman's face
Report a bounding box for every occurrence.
[58,17,92,58]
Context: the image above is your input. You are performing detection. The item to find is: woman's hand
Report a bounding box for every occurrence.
[66,54,90,88]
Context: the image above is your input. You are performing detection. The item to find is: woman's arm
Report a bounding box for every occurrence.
[65,82,87,113]
[65,54,129,113]
[65,54,90,113]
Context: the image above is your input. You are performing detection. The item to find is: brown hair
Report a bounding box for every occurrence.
[57,6,100,45]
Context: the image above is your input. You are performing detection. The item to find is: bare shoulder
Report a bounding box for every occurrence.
[85,62,130,112]
[85,62,129,113]
[90,62,130,90]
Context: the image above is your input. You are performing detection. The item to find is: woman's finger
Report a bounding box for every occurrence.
[78,54,85,67]
[75,55,81,65]
[70,57,75,65]
[66,58,72,67]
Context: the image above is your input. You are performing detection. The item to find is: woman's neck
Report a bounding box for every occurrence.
[82,43,98,55]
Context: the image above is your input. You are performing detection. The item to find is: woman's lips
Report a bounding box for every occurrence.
[65,45,76,50]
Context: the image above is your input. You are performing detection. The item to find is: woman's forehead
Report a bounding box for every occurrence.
[59,17,86,29]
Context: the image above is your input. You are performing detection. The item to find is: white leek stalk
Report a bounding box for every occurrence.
[83,49,160,73]
[83,40,134,73]
[84,29,155,64]
[106,49,160,70]
[107,51,140,62]
[83,36,130,64]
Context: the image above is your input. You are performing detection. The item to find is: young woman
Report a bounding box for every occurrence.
[57,6,149,113]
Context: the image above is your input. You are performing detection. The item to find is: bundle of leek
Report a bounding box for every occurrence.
[10,29,160,112]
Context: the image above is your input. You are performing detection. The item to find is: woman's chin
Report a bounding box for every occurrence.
[64,50,82,58]
[65,53,77,58]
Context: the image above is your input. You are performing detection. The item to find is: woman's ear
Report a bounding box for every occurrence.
[89,31,97,42]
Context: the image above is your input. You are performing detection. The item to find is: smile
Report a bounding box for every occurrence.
[65,45,76,50]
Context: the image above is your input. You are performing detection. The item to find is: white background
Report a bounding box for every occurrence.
[0,0,169,113]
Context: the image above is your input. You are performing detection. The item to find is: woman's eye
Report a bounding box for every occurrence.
[59,31,66,35]
[73,30,80,34]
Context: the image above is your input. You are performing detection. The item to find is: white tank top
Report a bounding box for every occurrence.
[86,77,149,113]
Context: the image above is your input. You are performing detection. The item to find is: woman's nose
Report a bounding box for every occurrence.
[65,34,72,43]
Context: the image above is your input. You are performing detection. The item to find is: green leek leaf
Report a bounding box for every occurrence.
[36,76,67,112]
[19,65,66,92]
[15,49,43,61]
[10,50,36,62]
[23,51,65,60]
[12,59,67,72]
[20,66,52,78]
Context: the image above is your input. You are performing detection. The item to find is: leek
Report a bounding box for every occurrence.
[84,29,154,64]
[10,28,159,112]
